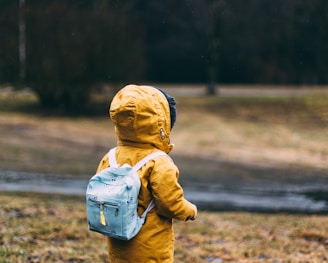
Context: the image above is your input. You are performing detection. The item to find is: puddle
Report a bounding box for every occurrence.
[1,170,328,213]
[184,183,328,213]
[0,170,87,195]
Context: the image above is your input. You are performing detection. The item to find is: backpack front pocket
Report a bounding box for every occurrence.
[87,198,122,237]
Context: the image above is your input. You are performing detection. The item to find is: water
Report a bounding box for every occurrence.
[0,170,87,195]
[184,183,328,213]
[1,170,328,213]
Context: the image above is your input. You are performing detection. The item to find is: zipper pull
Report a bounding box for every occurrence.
[99,204,106,226]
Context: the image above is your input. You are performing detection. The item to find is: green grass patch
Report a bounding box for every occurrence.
[0,89,39,113]
[0,88,115,116]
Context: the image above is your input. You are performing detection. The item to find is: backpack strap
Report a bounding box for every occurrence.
[132,151,168,173]
[140,199,155,224]
[108,147,118,167]
[108,148,167,169]
[107,147,168,223]
[133,151,168,224]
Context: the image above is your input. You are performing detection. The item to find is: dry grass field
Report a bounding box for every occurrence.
[0,85,327,176]
[0,85,328,262]
[1,192,327,263]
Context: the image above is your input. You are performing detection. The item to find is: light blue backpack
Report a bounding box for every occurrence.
[86,147,167,240]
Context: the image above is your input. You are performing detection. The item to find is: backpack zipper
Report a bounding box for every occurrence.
[88,199,120,226]
[99,203,106,226]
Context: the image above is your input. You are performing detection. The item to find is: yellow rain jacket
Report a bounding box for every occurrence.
[96,84,197,263]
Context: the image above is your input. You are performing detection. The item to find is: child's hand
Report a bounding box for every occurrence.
[190,204,198,220]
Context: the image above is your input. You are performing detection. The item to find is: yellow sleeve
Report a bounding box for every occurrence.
[149,156,196,221]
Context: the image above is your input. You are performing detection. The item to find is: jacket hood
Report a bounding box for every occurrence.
[109,84,174,153]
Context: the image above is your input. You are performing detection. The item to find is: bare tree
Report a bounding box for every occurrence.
[18,0,26,82]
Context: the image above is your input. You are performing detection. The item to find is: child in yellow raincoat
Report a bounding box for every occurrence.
[96,84,197,263]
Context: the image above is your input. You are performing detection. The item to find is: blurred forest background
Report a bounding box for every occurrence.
[1,0,328,112]
[1,3,328,261]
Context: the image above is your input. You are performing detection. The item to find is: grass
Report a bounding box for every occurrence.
[0,86,328,262]
[0,192,108,263]
[0,86,327,176]
[173,92,328,174]
[0,192,327,263]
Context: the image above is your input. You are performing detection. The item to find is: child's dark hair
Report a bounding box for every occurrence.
[156,88,177,130]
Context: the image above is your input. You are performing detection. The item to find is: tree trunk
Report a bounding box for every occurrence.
[206,66,217,95]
